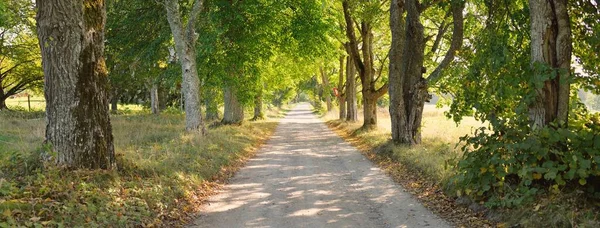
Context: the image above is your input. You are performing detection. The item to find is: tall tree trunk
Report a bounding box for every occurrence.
[110,93,119,113]
[320,66,333,112]
[164,0,206,133]
[346,55,358,122]
[222,86,244,124]
[529,0,572,128]
[389,0,409,143]
[150,82,159,115]
[205,87,220,121]
[342,1,388,130]
[338,56,346,120]
[36,0,115,169]
[389,0,464,144]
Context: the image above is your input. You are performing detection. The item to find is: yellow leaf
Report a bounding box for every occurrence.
[2,209,11,217]
[533,173,542,180]
[534,204,541,211]
[480,167,488,174]
[30,216,41,222]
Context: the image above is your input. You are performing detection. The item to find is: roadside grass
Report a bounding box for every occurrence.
[324,105,493,227]
[0,108,283,227]
[324,105,600,227]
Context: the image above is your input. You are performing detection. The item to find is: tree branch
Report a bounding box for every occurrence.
[342,1,365,75]
[426,0,464,85]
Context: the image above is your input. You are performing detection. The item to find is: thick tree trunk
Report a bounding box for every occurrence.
[338,56,346,120]
[528,0,572,128]
[36,0,115,169]
[389,0,464,145]
[389,0,409,143]
[346,55,358,122]
[150,83,159,115]
[320,66,333,112]
[363,95,378,130]
[222,86,244,124]
[164,0,206,133]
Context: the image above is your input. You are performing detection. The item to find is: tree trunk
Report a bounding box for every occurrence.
[110,94,118,113]
[389,0,464,145]
[164,0,206,133]
[320,66,333,112]
[0,86,7,110]
[205,87,220,121]
[528,0,572,128]
[150,82,159,115]
[36,0,115,169]
[338,56,346,120]
[222,86,244,124]
[346,55,358,122]
[342,1,388,130]
[252,92,264,121]
[389,0,409,143]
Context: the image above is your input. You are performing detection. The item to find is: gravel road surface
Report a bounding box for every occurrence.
[189,103,450,228]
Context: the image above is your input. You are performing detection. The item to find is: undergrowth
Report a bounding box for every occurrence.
[0,112,279,227]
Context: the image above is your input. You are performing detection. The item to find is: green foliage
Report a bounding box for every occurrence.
[444,0,600,209]
[0,0,43,105]
[452,105,600,207]
[571,0,600,94]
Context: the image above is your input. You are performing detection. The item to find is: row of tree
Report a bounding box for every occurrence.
[6,0,600,179]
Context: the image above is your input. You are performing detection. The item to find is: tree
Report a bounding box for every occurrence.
[342,0,389,130]
[337,55,346,119]
[346,53,358,121]
[163,0,206,133]
[528,0,572,127]
[389,0,464,144]
[319,66,333,112]
[36,0,115,169]
[0,0,42,110]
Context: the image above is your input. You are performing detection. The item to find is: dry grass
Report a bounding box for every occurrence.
[0,107,284,227]
[323,105,493,227]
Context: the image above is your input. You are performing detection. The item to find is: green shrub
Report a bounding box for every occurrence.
[451,106,600,208]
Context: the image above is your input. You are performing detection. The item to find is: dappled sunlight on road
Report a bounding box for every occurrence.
[189,103,449,228]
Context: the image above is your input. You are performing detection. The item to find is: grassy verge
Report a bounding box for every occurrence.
[0,109,283,227]
[324,106,600,227]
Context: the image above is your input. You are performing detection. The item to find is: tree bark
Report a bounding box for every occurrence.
[0,86,7,110]
[338,55,346,120]
[222,86,244,124]
[389,0,464,144]
[164,0,206,133]
[528,0,572,128]
[389,0,409,143]
[150,82,159,115]
[346,55,358,122]
[36,0,115,169]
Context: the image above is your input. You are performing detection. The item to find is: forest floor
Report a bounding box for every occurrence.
[189,103,450,227]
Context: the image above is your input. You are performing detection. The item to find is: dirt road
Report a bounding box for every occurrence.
[189,103,450,228]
